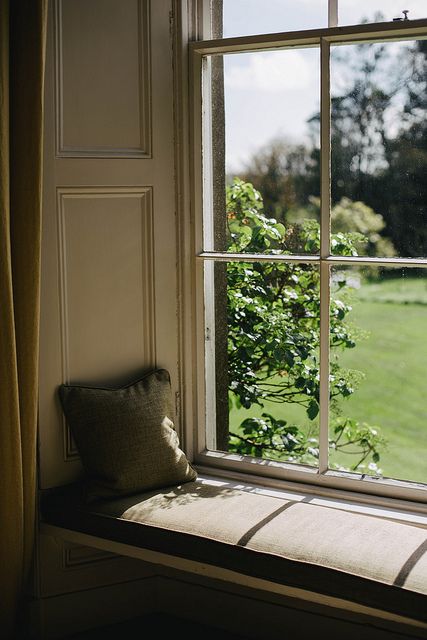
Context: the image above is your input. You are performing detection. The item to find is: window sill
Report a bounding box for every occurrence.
[194,455,427,527]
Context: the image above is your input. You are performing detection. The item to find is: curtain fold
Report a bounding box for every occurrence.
[0,1,47,636]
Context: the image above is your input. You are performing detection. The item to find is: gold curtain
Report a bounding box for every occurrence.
[0,1,47,636]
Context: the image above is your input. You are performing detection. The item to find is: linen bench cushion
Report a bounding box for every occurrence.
[40,478,427,624]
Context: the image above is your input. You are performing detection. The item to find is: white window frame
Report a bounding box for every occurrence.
[189,9,427,510]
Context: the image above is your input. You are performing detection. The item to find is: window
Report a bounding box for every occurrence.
[190,1,427,503]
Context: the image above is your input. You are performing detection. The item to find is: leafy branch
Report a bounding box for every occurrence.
[226,178,386,474]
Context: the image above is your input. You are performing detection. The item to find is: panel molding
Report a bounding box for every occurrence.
[54,0,152,158]
[56,186,155,460]
[62,543,117,569]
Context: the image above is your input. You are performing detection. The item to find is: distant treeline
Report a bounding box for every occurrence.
[239,40,427,259]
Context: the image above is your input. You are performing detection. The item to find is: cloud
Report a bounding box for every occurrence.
[225,50,312,92]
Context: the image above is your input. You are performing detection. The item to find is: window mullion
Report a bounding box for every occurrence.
[328,0,338,28]
[319,38,331,474]
[201,56,214,252]
[319,263,331,474]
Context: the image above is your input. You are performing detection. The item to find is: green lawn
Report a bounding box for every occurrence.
[229,275,427,484]
[332,276,427,483]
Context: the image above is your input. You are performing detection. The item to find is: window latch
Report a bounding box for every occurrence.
[393,9,409,21]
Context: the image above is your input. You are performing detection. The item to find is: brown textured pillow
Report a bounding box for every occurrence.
[58,369,197,502]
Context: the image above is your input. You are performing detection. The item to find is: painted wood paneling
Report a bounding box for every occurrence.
[56,0,151,156]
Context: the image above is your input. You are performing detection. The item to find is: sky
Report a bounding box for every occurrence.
[222,0,427,37]
[221,0,427,172]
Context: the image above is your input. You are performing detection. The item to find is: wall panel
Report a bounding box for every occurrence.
[56,0,151,157]
[57,187,155,458]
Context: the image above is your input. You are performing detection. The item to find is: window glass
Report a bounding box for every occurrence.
[204,48,321,254]
[218,0,328,38]
[331,39,427,259]
[338,1,427,25]
[197,9,427,493]
[205,261,320,467]
[330,266,427,483]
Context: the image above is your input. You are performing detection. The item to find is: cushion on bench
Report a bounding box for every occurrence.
[40,477,427,625]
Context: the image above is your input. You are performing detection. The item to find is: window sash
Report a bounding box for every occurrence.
[190,18,427,504]
[190,17,427,56]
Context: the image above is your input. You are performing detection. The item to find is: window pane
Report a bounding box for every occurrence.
[329,266,427,484]
[331,39,427,259]
[205,261,320,467]
[216,0,328,39]
[338,0,427,25]
[204,48,321,255]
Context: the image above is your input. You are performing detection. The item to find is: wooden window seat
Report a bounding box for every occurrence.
[40,476,427,638]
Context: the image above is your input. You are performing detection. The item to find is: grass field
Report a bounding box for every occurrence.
[229,273,427,484]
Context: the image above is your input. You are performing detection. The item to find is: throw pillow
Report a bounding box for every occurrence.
[58,368,197,502]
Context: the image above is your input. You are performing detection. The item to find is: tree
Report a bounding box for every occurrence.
[380,40,427,257]
[328,43,394,203]
[225,178,386,473]
[321,39,427,259]
[240,139,319,222]
[309,196,395,258]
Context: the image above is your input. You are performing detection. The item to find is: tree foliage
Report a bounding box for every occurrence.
[226,179,386,473]
[381,40,427,257]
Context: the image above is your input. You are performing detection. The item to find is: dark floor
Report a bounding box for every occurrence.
[65,612,251,639]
